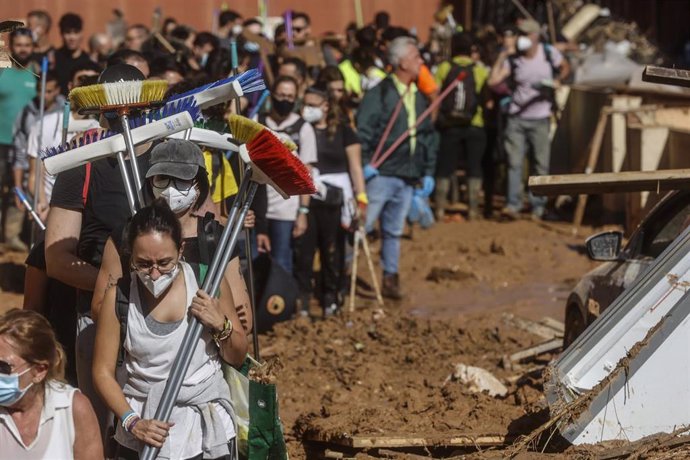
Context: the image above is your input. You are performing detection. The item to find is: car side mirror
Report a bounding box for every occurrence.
[585,231,623,261]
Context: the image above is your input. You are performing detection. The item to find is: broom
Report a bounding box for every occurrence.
[69,78,169,212]
[227,114,298,152]
[13,187,46,231]
[141,128,315,460]
[167,127,240,152]
[41,107,197,215]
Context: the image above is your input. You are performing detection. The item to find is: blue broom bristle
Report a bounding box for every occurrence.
[166,69,266,106]
[40,98,202,160]
[40,129,117,159]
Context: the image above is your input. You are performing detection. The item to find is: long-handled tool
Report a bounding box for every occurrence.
[31,56,48,243]
[13,187,45,231]
[349,206,384,312]
[231,40,261,361]
[141,125,315,460]
[69,72,169,213]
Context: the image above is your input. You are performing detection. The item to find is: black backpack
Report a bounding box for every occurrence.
[438,63,478,127]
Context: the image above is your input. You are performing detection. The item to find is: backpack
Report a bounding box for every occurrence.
[507,44,561,116]
[438,63,479,127]
[114,212,222,366]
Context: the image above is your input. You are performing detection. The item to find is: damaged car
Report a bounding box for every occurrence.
[564,190,690,346]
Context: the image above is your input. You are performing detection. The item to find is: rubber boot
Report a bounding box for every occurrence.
[434,177,450,221]
[467,178,483,221]
[381,272,403,300]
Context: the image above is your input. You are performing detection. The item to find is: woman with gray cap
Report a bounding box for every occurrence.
[91,139,253,335]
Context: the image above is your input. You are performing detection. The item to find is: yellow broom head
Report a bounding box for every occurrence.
[227,114,298,152]
[69,79,168,111]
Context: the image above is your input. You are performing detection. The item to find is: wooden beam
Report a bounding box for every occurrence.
[529,169,690,196]
[509,338,563,363]
[307,433,511,449]
[643,66,690,88]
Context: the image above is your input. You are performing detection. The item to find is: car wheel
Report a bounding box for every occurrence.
[564,305,587,348]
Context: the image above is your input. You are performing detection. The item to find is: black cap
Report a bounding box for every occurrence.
[146,139,206,181]
[98,63,145,84]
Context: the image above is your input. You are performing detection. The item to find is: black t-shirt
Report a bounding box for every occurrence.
[50,149,152,270]
[313,124,360,174]
[53,47,93,95]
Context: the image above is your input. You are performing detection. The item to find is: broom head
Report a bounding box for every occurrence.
[239,129,315,199]
[228,114,298,151]
[69,79,168,113]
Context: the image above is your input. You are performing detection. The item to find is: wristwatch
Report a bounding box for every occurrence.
[212,316,233,348]
[298,206,310,215]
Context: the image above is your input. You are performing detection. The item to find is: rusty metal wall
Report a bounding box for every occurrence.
[1,0,441,46]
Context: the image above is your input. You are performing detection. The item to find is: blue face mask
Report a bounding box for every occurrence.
[0,367,34,407]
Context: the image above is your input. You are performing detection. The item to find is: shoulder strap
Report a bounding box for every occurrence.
[115,274,131,367]
[82,163,91,207]
[543,44,559,76]
[197,212,221,266]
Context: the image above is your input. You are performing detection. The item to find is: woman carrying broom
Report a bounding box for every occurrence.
[93,199,247,459]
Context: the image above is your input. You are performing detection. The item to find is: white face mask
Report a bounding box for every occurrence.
[153,186,199,214]
[302,106,324,124]
[136,264,180,298]
[517,36,533,52]
[232,24,243,36]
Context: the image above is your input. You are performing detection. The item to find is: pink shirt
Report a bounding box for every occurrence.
[502,44,563,119]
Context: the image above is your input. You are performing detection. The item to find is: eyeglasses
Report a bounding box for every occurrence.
[152,175,194,192]
[131,258,178,275]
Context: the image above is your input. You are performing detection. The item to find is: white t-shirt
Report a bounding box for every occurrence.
[27,113,100,202]
[259,113,317,221]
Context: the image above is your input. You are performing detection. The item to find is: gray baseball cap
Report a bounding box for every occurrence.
[146,139,206,181]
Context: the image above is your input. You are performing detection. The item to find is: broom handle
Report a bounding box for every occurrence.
[231,40,261,361]
[120,115,145,208]
[61,101,70,145]
[32,56,48,245]
[142,175,258,460]
[371,75,463,169]
[116,151,138,216]
[369,86,408,166]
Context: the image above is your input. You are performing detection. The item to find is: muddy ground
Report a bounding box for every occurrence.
[3,219,683,458]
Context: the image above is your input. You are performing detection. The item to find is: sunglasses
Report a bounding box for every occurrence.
[152,175,194,192]
[0,359,21,375]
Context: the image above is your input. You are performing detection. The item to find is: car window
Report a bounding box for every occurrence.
[639,195,690,258]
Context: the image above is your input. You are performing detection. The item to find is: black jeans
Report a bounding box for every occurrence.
[435,126,487,179]
[293,201,344,307]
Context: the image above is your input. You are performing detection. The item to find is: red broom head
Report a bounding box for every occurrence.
[244,129,316,197]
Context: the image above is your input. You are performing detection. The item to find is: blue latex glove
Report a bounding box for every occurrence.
[419,176,435,197]
[363,164,379,181]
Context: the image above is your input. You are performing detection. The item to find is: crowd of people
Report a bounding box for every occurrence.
[0,6,569,459]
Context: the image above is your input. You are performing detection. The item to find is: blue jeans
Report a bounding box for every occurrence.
[504,117,551,216]
[268,219,294,274]
[365,175,414,274]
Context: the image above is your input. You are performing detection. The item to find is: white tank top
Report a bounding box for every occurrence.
[0,381,77,460]
[116,262,234,459]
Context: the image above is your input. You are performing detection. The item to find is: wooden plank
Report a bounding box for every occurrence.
[573,108,609,226]
[529,169,690,196]
[503,313,563,340]
[307,433,510,449]
[509,338,563,362]
[643,66,690,89]
[539,317,565,333]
